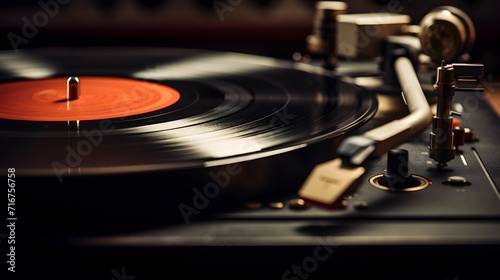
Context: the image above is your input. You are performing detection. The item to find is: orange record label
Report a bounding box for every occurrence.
[0,77,181,121]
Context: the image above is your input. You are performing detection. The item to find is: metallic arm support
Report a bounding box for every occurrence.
[363,56,432,157]
[299,56,432,206]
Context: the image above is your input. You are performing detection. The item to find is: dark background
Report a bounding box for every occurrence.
[2,2,500,279]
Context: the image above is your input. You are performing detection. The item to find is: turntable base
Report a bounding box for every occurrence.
[2,48,499,280]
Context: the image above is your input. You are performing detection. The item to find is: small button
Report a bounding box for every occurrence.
[338,199,348,209]
[268,201,285,209]
[453,126,465,147]
[289,198,309,210]
[463,127,476,142]
[354,200,368,209]
[444,176,471,186]
[244,201,262,209]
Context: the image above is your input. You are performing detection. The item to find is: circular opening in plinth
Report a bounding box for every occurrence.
[369,174,430,192]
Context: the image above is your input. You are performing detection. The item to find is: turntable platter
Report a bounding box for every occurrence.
[0,48,377,177]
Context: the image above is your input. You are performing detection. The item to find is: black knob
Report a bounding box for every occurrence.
[375,149,426,191]
[381,149,413,189]
[385,149,409,180]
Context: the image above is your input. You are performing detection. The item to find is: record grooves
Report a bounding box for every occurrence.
[0,48,378,178]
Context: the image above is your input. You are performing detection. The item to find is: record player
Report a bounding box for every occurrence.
[1,1,500,279]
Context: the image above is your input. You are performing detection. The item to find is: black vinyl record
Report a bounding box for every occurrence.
[0,47,377,177]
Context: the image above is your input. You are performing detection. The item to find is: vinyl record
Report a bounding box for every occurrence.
[0,47,377,178]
